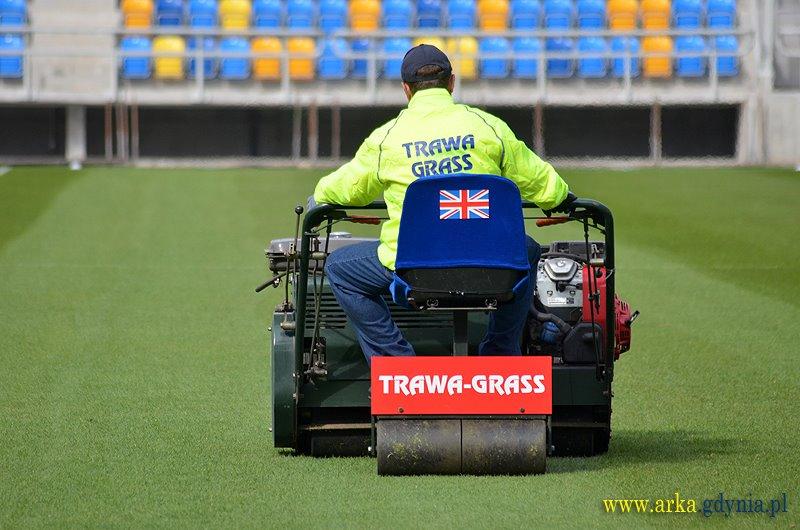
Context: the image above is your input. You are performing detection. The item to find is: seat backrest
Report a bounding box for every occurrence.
[391,174,528,308]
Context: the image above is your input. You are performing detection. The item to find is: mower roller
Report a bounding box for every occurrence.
[260,196,636,475]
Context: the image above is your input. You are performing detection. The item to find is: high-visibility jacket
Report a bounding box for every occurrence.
[314,88,569,270]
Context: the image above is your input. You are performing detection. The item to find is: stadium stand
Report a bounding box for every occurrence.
[153,35,186,79]
[219,0,252,29]
[254,0,282,27]
[219,36,250,78]
[156,0,185,25]
[253,36,282,79]
[383,36,411,77]
[0,0,26,25]
[122,0,155,27]
[188,36,218,78]
[450,0,477,29]
[320,0,348,32]
[447,36,478,78]
[513,36,542,77]
[189,0,218,26]
[121,35,153,79]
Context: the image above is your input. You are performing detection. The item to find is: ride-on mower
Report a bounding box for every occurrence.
[258,174,637,475]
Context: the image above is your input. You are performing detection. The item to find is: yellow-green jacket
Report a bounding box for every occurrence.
[314,88,569,270]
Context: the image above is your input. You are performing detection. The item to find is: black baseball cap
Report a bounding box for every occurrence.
[401,44,453,83]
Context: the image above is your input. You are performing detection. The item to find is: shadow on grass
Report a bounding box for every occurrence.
[549,429,740,474]
[0,168,83,255]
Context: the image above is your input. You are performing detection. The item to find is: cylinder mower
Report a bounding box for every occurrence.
[258,192,637,475]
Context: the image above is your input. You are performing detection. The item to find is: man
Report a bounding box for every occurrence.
[313,44,574,362]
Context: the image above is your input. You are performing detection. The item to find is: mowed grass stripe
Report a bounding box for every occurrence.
[0,166,798,528]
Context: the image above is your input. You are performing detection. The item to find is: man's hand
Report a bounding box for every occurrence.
[543,191,578,217]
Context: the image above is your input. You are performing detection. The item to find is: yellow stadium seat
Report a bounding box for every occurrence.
[413,37,446,51]
[447,37,478,79]
[350,0,380,31]
[153,36,186,80]
[478,0,509,32]
[220,0,253,29]
[253,37,282,80]
[641,0,670,29]
[122,0,154,28]
[288,37,315,80]
[608,0,638,30]
[642,36,673,77]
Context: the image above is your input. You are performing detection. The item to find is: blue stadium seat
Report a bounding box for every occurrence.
[351,37,371,78]
[546,37,573,77]
[673,0,702,28]
[320,0,347,33]
[189,0,218,26]
[287,0,315,28]
[510,0,540,29]
[383,0,413,29]
[611,35,640,78]
[513,37,541,78]
[157,0,184,26]
[318,37,349,79]
[449,0,476,30]
[713,35,738,76]
[578,36,607,77]
[120,36,152,80]
[707,0,735,28]
[0,0,25,25]
[254,0,282,27]
[577,0,605,29]
[383,36,412,78]
[219,36,250,79]
[543,0,572,29]
[479,36,510,78]
[675,35,706,77]
[187,36,217,78]
[417,0,443,28]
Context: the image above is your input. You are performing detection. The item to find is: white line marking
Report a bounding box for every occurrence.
[0,167,10,177]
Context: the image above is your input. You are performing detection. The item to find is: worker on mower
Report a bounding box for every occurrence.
[312,44,575,362]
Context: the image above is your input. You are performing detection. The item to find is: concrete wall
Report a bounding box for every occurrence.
[764,92,800,166]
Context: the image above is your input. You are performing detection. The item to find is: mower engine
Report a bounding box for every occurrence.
[529,241,636,364]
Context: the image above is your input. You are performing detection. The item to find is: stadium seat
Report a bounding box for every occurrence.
[153,35,186,79]
[546,37,573,77]
[417,0,443,28]
[510,0,540,29]
[577,0,605,29]
[607,0,637,30]
[350,37,370,77]
[320,0,348,33]
[478,0,509,32]
[383,0,413,30]
[253,36,282,79]
[707,0,735,28]
[642,35,673,77]
[611,35,640,77]
[219,0,252,29]
[0,0,26,25]
[713,35,738,76]
[122,0,155,28]
[318,37,349,79]
[253,0,282,27]
[578,36,608,77]
[189,0,218,26]
[447,36,478,79]
[0,32,23,78]
[156,0,184,26]
[383,36,412,78]
[288,37,315,79]
[219,36,250,79]
[120,36,152,80]
[543,0,572,30]
[413,36,446,49]
[449,0,477,30]
[479,36,510,78]
[673,0,701,28]
[287,0,315,29]
[350,0,380,31]
[642,0,670,30]
[188,36,217,78]
[675,35,705,77]
[512,36,542,78]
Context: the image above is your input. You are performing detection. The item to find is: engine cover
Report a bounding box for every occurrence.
[535,257,583,323]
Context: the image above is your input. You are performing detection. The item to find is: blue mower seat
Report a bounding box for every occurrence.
[390,174,530,312]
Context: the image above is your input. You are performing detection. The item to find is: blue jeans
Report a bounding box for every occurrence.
[324,238,541,363]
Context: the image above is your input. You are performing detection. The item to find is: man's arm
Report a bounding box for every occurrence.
[493,118,569,211]
[313,129,385,206]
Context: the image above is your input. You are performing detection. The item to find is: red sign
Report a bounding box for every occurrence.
[371,356,552,415]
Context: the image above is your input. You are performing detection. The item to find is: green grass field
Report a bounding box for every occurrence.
[1,165,798,528]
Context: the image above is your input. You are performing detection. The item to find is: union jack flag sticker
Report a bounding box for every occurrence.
[439,189,490,220]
